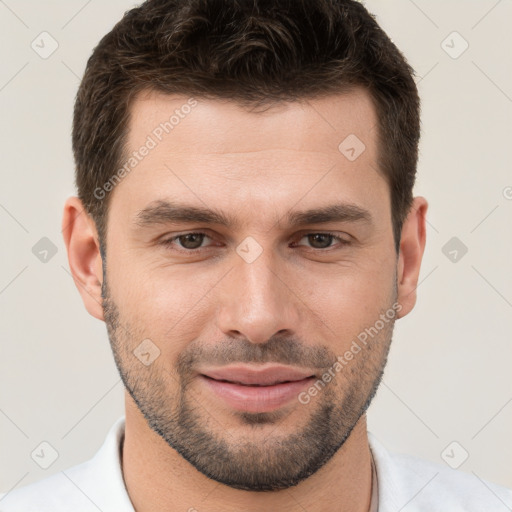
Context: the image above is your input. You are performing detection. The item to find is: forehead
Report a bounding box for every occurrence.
[127,88,378,156]
[110,88,387,230]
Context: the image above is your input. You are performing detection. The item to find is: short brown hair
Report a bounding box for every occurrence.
[73,0,420,252]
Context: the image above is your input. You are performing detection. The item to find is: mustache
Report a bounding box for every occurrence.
[176,336,337,375]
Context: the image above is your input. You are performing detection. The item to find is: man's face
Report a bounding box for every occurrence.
[102,89,399,491]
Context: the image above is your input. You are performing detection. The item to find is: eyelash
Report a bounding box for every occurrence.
[160,231,351,253]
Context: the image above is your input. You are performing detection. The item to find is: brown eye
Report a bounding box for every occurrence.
[295,232,349,250]
[176,233,206,249]
[306,233,336,249]
[161,232,212,251]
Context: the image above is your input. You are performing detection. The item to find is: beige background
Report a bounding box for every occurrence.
[1,0,511,496]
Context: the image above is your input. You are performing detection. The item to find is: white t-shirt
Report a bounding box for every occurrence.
[1,416,511,511]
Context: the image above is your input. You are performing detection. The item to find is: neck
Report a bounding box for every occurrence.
[122,393,373,512]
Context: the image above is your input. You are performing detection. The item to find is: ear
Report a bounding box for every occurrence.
[62,197,104,321]
[396,196,428,319]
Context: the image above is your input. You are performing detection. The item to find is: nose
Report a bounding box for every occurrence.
[216,245,301,344]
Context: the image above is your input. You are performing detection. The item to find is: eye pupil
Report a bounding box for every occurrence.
[179,233,204,249]
[308,234,333,249]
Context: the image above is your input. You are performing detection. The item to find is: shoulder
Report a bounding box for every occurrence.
[368,431,512,512]
[0,417,133,512]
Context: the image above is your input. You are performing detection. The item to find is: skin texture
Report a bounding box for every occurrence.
[63,88,427,512]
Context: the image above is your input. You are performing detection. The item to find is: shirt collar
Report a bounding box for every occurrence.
[64,416,135,511]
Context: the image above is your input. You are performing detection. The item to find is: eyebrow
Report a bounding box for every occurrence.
[134,200,372,230]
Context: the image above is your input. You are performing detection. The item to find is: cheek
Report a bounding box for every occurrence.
[299,258,396,342]
[109,262,222,352]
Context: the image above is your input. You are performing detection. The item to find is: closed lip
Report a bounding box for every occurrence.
[198,364,316,386]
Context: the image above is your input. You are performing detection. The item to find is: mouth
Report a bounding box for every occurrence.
[197,364,317,413]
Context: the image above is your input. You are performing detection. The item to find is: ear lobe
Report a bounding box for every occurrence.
[62,197,105,321]
[396,196,428,319]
